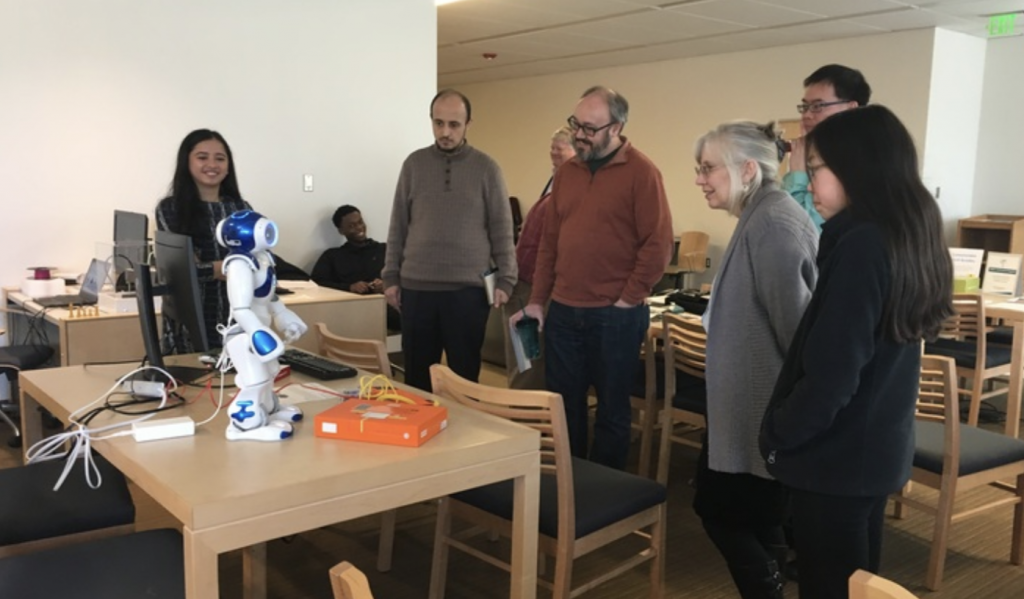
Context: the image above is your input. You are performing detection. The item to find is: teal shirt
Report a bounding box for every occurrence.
[783,170,824,231]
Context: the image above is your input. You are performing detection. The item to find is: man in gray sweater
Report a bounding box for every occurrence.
[383,89,517,392]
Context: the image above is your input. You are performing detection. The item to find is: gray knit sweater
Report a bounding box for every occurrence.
[703,184,818,479]
[383,142,517,295]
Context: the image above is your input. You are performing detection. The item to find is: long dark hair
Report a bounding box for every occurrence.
[168,129,242,234]
[806,105,953,343]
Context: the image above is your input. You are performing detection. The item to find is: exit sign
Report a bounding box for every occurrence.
[988,13,1018,37]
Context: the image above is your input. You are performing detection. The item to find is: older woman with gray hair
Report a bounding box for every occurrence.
[691,121,818,598]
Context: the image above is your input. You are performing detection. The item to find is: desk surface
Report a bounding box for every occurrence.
[19,362,540,598]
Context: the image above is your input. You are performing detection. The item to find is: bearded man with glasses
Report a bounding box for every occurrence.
[786,64,871,231]
[511,85,673,470]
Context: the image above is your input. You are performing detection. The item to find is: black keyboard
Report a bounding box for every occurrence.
[279,349,357,380]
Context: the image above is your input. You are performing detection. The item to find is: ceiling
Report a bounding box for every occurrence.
[438,0,1023,86]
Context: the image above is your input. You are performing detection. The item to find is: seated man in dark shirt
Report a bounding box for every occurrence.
[312,205,400,331]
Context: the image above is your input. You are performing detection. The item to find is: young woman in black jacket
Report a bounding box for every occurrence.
[759,105,953,599]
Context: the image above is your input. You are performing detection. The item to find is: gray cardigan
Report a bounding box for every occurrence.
[703,184,818,479]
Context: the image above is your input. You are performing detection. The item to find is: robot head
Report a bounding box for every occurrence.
[216,210,278,253]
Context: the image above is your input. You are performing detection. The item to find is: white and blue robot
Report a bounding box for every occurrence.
[215,210,306,441]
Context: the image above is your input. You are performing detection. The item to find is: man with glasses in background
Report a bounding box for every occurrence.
[512,86,673,470]
[787,64,871,230]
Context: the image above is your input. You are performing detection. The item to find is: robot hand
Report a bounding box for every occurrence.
[272,308,307,344]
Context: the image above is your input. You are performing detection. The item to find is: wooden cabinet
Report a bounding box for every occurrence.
[956,215,1024,255]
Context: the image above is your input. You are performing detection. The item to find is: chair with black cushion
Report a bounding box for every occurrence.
[891,354,1024,590]
[315,322,400,572]
[0,528,183,599]
[330,561,375,599]
[0,307,54,448]
[924,294,1013,426]
[655,312,707,485]
[630,332,660,478]
[427,364,667,599]
[0,453,136,557]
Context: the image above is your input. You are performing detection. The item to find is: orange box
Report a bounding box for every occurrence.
[314,398,448,447]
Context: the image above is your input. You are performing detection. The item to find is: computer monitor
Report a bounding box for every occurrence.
[135,230,211,384]
[113,210,149,292]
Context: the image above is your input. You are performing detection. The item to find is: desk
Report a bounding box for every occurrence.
[986,298,1024,438]
[2,285,386,366]
[19,362,540,599]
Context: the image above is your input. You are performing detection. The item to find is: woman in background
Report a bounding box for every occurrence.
[155,129,252,350]
[760,105,953,599]
[691,121,818,598]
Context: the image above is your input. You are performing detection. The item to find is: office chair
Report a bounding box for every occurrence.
[0,306,55,448]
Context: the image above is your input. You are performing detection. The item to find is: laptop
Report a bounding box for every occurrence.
[35,259,108,308]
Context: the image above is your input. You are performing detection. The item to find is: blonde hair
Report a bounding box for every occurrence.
[551,125,573,146]
[694,121,782,217]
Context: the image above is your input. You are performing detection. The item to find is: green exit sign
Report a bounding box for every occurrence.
[988,13,1017,37]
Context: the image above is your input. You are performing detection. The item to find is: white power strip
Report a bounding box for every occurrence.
[121,379,166,398]
[132,416,196,442]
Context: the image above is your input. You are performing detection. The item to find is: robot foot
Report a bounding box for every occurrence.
[225,420,293,442]
[269,404,303,423]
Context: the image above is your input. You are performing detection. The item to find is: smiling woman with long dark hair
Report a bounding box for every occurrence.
[760,105,953,599]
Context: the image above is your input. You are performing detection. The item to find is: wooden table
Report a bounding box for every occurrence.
[2,284,386,366]
[18,363,540,599]
[986,297,1024,438]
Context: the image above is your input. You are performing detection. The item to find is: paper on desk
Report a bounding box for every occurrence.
[279,382,342,405]
[508,320,533,374]
[277,280,319,290]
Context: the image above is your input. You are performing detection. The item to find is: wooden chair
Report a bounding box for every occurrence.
[924,294,1013,426]
[330,561,375,599]
[655,312,707,485]
[849,569,918,599]
[630,332,660,478]
[0,453,135,558]
[665,231,709,290]
[314,322,397,572]
[891,355,1024,590]
[427,364,667,599]
[315,322,392,377]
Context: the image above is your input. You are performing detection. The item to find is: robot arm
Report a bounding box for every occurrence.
[224,256,284,362]
[268,297,307,344]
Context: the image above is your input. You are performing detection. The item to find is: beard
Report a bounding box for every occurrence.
[574,135,609,162]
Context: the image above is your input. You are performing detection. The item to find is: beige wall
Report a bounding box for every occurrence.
[459,29,937,286]
[0,0,436,291]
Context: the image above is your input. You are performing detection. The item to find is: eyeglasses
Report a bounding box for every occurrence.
[694,163,724,177]
[796,100,850,114]
[806,162,828,180]
[567,116,614,137]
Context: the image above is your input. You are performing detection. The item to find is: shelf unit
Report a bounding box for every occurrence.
[955,215,1024,255]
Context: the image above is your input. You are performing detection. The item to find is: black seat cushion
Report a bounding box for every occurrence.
[0,345,53,371]
[0,529,183,599]
[987,326,1014,346]
[0,453,135,546]
[925,338,1013,369]
[453,457,666,539]
[671,375,707,415]
[915,420,1024,476]
[631,357,705,400]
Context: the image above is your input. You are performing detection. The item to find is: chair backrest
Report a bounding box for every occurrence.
[917,354,960,478]
[429,364,575,540]
[329,561,374,599]
[315,323,392,377]
[937,294,987,367]
[662,312,707,382]
[676,231,710,274]
[849,569,918,599]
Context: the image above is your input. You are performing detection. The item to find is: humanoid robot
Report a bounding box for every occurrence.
[215,210,307,441]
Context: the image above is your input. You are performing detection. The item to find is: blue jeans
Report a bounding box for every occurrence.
[543,301,649,470]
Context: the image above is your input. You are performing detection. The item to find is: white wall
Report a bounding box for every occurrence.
[973,34,1024,215]
[922,28,987,240]
[457,29,936,287]
[0,0,436,292]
